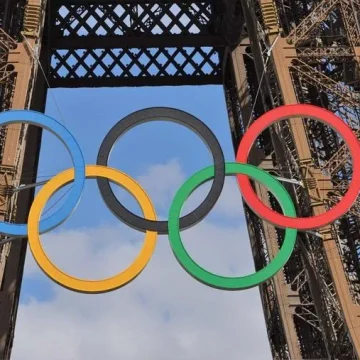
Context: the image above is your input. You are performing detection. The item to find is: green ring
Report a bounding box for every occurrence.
[168,162,298,290]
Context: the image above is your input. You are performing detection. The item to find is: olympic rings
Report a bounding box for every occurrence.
[27,165,157,293]
[236,104,360,230]
[168,163,297,290]
[96,107,225,234]
[0,104,356,293]
[0,110,85,237]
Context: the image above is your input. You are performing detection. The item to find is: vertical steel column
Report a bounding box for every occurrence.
[0,0,47,357]
[228,0,360,357]
[270,25,360,360]
[225,41,303,359]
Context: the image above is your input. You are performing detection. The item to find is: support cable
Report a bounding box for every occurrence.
[0,185,72,246]
[246,34,280,130]
[0,172,303,245]
[0,34,74,247]
[21,32,66,126]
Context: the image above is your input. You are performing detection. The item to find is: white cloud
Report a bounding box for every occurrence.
[137,158,186,210]
[11,159,272,360]
[135,158,245,220]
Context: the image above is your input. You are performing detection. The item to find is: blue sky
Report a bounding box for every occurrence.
[11,85,272,359]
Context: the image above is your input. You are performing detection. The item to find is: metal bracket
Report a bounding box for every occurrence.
[22,4,42,38]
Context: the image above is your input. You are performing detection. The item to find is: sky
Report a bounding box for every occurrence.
[11,85,272,359]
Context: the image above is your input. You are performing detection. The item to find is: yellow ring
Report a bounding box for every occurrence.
[27,165,157,293]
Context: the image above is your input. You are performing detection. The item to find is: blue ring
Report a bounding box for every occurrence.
[0,110,85,236]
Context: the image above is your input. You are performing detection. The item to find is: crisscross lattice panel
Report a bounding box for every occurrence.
[48,0,237,86]
[50,0,228,47]
[49,46,222,87]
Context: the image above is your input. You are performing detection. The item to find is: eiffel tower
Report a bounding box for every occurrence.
[0,0,360,359]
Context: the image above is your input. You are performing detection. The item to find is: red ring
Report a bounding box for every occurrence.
[236,104,360,230]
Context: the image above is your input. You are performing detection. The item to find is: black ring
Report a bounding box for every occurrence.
[96,107,225,234]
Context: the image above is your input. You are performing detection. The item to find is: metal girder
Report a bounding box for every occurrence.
[51,34,227,48]
[290,59,360,113]
[280,0,360,354]
[234,0,360,357]
[327,192,360,218]
[296,46,355,61]
[340,0,360,47]
[50,1,215,40]
[50,73,222,87]
[52,0,201,4]
[225,5,337,356]
[0,0,49,356]
[287,0,339,46]
[321,129,360,175]
[49,46,222,88]
[47,0,243,87]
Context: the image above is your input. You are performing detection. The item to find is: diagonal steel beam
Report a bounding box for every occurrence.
[287,0,339,46]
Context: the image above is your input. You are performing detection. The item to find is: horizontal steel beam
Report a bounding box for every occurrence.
[49,74,222,87]
[51,35,227,49]
[51,0,211,5]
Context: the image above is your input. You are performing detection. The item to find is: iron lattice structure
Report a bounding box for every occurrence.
[48,0,242,87]
[0,0,359,359]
